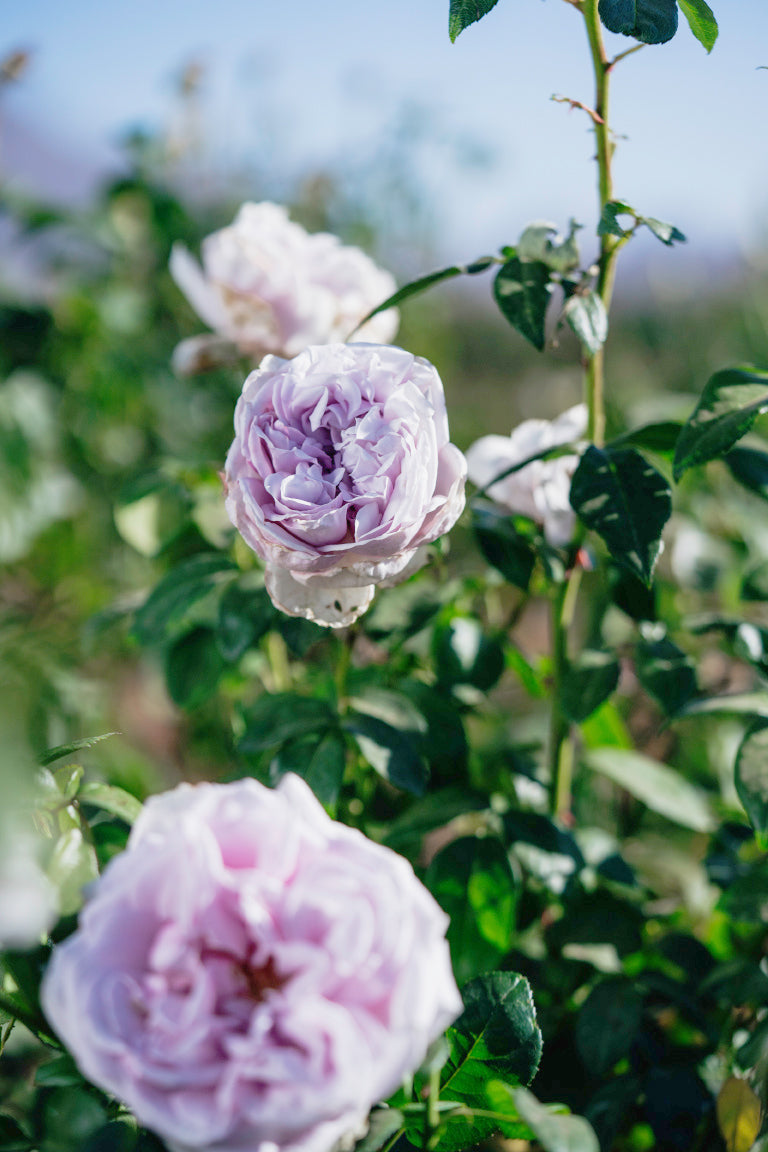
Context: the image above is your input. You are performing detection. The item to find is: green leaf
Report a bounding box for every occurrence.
[642,217,687,246]
[426,836,516,985]
[735,720,768,837]
[583,747,715,832]
[688,616,768,677]
[344,712,428,795]
[432,617,505,692]
[40,1087,108,1152]
[133,553,236,646]
[503,1086,600,1152]
[517,220,581,273]
[443,972,542,1094]
[575,979,644,1076]
[78,781,142,825]
[718,862,768,924]
[47,827,99,915]
[673,367,768,480]
[678,0,718,51]
[725,445,768,501]
[598,0,679,43]
[742,563,768,601]
[716,1077,761,1152]
[354,257,495,330]
[562,292,608,355]
[562,650,620,723]
[239,694,338,754]
[636,624,697,714]
[165,626,225,709]
[598,201,635,238]
[384,787,488,861]
[39,732,120,768]
[35,1053,85,1088]
[609,421,683,454]
[678,691,768,719]
[449,0,501,41]
[0,1115,32,1152]
[473,506,537,590]
[493,258,553,351]
[269,728,346,809]
[83,1120,139,1152]
[216,582,274,662]
[570,445,671,586]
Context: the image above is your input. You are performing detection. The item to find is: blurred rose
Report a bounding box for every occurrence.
[224,343,466,627]
[42,775,460,1152]
[0,823,56,950]
[466,404,587,546]
[170,202,399,361]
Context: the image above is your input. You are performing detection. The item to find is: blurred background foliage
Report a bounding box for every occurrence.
[2,42,768,1152]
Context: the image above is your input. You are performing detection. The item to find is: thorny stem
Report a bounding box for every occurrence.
[550,0,626,820]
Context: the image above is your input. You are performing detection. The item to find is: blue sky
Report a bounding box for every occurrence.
[3,1,768,278]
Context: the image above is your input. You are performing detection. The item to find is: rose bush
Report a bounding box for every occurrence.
[223,342,467,627]
[465,404,587,547]
[41,774,460,1152]
[170,202,399,361]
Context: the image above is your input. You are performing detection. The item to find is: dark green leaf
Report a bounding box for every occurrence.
[570,446,671,586]
[35,1053,85,1088]
[344,712,428,795]
[493,258,553,351]
[609,421,683,454]
[269,728,346,809]
[688,616,768,677]
[725,445,768,501]
[83,1121,138,1152]
[217,582,275,662]
[517,220,581,273]
[133,554,236,646]
[717,861,768,923]
[400,682,469,782]
[673,367,768,480]
[503,810,585,870]
[426,836,516,985]
[583,747,715,831]
[473,506,537,590]
[742,563,768,601]
[735,720,768,837]
[678,0,718,51]
[562,650,620,723]
[449,0,500,41]
[39,732,119,768]
[547,890,643,957]
[433,617,505,692]
[239,694,338,754]
[576,978,644,1076]
[598,0,678,43]
[0,1115,32,1151]
[165,626,225,709]
[562,292,608,355]
[442,972,542,1097]
[384,787,488,861]
[40,1087,108,1152]
[636,625,697,714]
[502,1085,600,1152]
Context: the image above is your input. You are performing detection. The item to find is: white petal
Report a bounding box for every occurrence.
[265,567,375,629]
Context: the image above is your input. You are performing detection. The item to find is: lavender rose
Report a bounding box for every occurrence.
[224,343,467,627]
[170,202,399,361]
[466,404,587,547]
[41,775,461,1152]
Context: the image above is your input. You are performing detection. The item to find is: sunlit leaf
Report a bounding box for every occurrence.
[583,747,715,832]
[716,1077,761,1152]
[735,720,768,837]
[673,367,768,480]
[449,0,501,41]
[503,1085,600,1152]
[678,0,718,52]
[562,291,608,355]
[493,258,553,351]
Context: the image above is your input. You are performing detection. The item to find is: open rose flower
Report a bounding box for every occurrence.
[41,775,460,1152]
[170,202,399,363]
[224,343,467,627]
[466,404,587,547]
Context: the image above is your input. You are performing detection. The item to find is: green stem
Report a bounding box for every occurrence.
[548,567,583,821]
